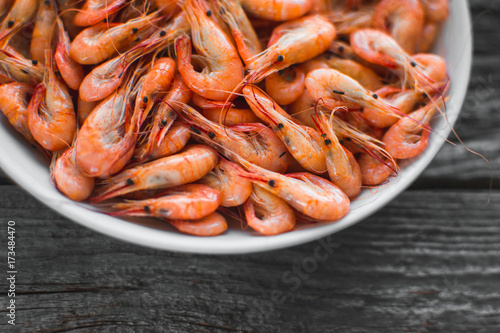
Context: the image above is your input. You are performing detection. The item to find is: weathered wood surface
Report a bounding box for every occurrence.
[1,1,500,333]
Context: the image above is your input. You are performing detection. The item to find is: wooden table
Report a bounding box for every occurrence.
[1,2,499,332]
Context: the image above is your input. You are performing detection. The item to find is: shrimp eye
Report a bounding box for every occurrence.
[338,45,345,53]
[132,28,138,33]
[277,55,284,62]
[324,139,332,145]
[421,102,427,107]
[31,60,38,65]
[206,10,212,17]
[7,20,14,28]
[268,179,276,187]
[410,61,417,67]
[208,131,215,139]
[160,30,166,37]
[160,120,167,126]
[372,94,378,99]
[126,178,134,186]
[332,90,344,95]
[144,205,151,213]
[190,126,201,135]
[135,37,140,42]
[277,123,284,130]
[142,96,148,103]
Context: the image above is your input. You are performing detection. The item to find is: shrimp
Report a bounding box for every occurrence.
[420,0,449,23]
[0,0,39,41]
[316,54,383,91]
[137,74,192,162]
[244,185,296,235]
[313,112,362,199]
[419,22,438,53]
[55,18,84,90]
[305,68,399,114]
[234,154,350,221]
[0,82,34,143]
[0,47,44,85]
[75,79,138,178]
[382,102,439,159]
[176,0,244,100]
[239,0,312,21]
[73,0,127,27]
[246,15,336,83]
[198,159,252,207]
[109,184,221,220]
[77,97,97,126]
[30,0,57,65]
[70,12,158,65]
[203,107,260,126]
[168,211,228,236]
[133,122,191,162]
[91,144,219,203]
[350,28,439,92]
[178,102,289,173]
[327,7,374,36]
[357,152,394,186]
[372,0,424,54]
[264,65,305,106]
[243,85,326,174]
[51,147,94,201]
[216,0,262,65]
[27,52,77,151]
[191,93,233,110]
[411,53,448,85]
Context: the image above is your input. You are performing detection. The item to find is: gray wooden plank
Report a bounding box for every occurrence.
[0,185,499,332]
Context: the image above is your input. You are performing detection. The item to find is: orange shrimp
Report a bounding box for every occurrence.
[73,0,127,27]
[0,47,44,85]
[372,0,424,54]
[420,0,449,23]
[76,97,97,126]
[27,52,77,151]
[176,0,244,100]
[239,0,312,21]
[51,147,94,201]
[247,15,336,83]
[74,80,138,178]
[70,12,158,65]
[91,144,219,202]
[288,88,330,129]
[419,22,439,53]
[357,152,394,186]
[313,112,362,199]
[216,0,262,65]
[109,184,221,220]
[178,102,289,173]
[382,102,439,159]
[55,18,84,90]
[234,155,350,221]
[305,68,399,114]
[0,82,34,143]
[203,107,259,126]
[264,65,305,105]
[411,53,448,85]
[243,85,327,174]
[0,0,39,41]
[327,6,374,36]
[30,0,57,65]
[134,122,191,162]
[168,211,228,236]
[198,159,252,207]
[244,185,296,235]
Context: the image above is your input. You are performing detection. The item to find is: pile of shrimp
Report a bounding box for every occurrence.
[0,0,450,236]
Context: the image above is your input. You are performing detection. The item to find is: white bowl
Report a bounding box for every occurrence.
[0,2,472,254]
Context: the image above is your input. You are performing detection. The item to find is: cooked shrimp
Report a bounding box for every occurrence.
[73,0,127,27]
[419,22,438,53]
[30,0,57,65]
[243,85,326,174]
[203,107,259,126]
[168,211,228,236]
[357,152,394,186]
[216,0,262,65]
[134,122,191,162]
[239,0,312,21]
[51,147,94,201]
[264,65,305,105]
[420,0,449,23]
[91,144,219,202]
[27,52,77,151]
[77,97,97,126]
[198,159,252,207]
[382,102,439,159]
[0,82,34,143]
[0,0,39,41]
[244,185,296,235]
[55,18,84,90]
[327,7,374,36]
[411,53,448,85]
[314,112,362,199]
[70,12,158,65]
[0,47,44,85]
[176,0,244,100]
[372,0,424,54]
[178,102,290,173]
[247,15,336,83]
[109,184,221,220]
[305,68,399,114]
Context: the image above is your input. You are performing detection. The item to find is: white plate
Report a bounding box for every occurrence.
[0,2,472,254]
